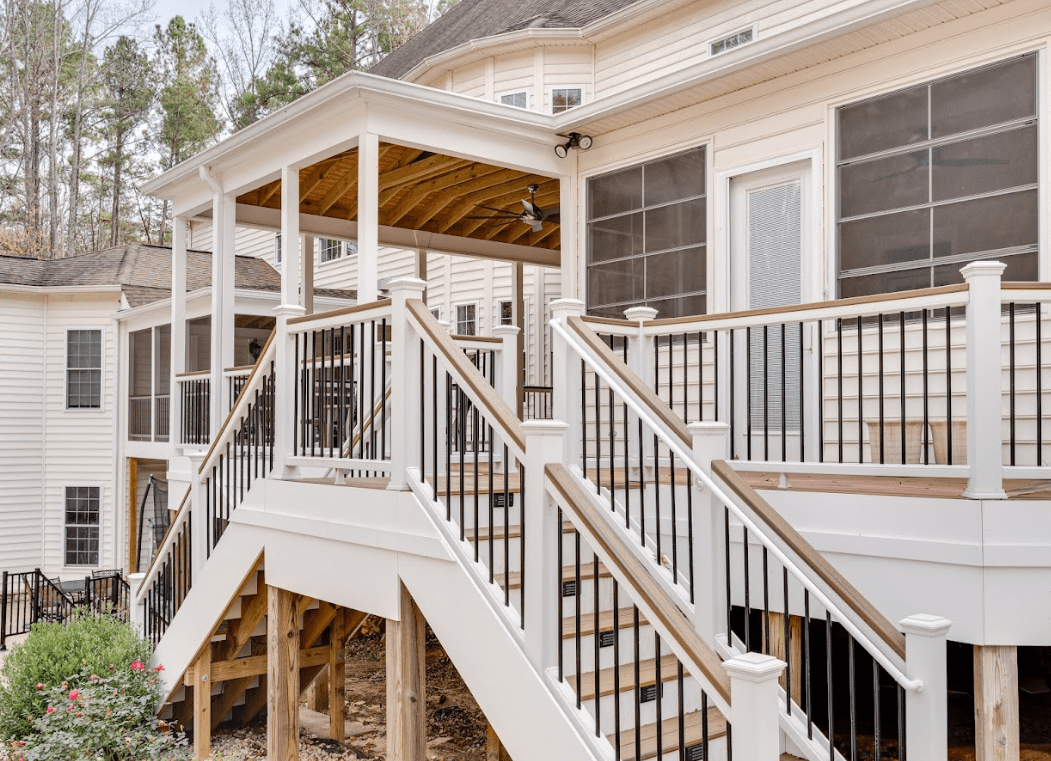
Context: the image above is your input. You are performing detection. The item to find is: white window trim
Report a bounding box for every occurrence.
[64,327,106,413]
[429,305,441,321]
[453,301,479,336]
[274,232,282,267]
[62,482,104,570]
[497,89,530,110]
[549,85,586,115]
[497,299,514,327]
[318,238,353,266]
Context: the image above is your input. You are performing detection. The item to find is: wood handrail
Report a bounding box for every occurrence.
[1001,281,1051,291]
[175,371,210,380]
[451,334,502,345]
[567,315,691,448]
[407,299,526,456]
[287,298,392,327]
[546,463,733,707]
[645,283,970,329]
[199,331,277,474]
[580,314,634,327]
[711,460,907,661]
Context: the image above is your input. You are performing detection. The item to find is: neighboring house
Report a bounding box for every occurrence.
[15,1,1051,760]
[0,245,353,580]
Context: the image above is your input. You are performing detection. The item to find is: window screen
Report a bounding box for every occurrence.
[586,146,707,319]
[500,92,528,109]
[64,486,100,566]
[837,54,1038,298]
[67,330,102,409]
[319,238,342,262]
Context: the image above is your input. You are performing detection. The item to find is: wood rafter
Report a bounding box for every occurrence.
[459,187,558,238]
[399,167,522,229]
[300,155,349,203]
[384,164,506,226]
[436,177,551,234]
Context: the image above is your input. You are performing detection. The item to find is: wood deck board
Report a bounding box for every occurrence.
[562,607,642,639]
[567,653,680,700]
[498,562,611,590]
[612,708,727,761]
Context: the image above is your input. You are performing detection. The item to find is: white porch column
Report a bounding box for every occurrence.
[559,173,578,300]
[512,262,525,416]
[358,132,380,304]
[387,277,427,491]
[493,326,520,414]
[550,299,585,467]
[170,216,188,449]
[205,181,236,436]
[900,614,952,761]
[275,165,306,473]
[302,235,315,315]
[724,652,785,761]
[962,261,1006,499]
[522,421,567,671]
[690,421,730,645]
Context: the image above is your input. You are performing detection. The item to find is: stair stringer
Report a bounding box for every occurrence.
[147,531,266,701]
[398,539,612,761]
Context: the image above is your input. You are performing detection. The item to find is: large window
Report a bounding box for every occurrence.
[455,304,477,336]
[64,486,100,566]
[66,329,102,409]
[586,146,707,319]
[837,54,1038,298]
[551,87,583,114]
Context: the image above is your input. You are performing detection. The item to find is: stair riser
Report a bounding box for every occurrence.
[561,623,659,672]
[646,735,728,761]
[582,678,708,733]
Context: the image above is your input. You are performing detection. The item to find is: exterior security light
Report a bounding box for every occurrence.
[554,132,593,158]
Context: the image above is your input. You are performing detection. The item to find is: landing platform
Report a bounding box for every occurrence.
[737,471,1051,500]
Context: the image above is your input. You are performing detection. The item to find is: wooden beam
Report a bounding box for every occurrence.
[437,178,549,234]
[386,584,426,761]
[210,636,265,731]
[329,609,347,743]
[314,164,359,216]
[974,645,1019,761]
[188,646,328,683]
[405,168,522,228]
[300,156,347,203]
[127,458,138,572]
[193,644,212,759]
[301,600,338,647]
[267,587,300,761]
[384,164,506,226]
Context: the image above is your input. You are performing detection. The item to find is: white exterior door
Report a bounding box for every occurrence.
[730,162,807,460]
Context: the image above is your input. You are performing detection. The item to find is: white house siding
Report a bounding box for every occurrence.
[39,294,121,577]
[0,291,45,572]
[493,51,534,103]
[451,61,487,98]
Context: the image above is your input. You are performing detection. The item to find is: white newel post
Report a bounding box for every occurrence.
[187,451,207,579]
[493,326,521,413]
[625,306,659,470]
[962,261,1006,499]
[724,652,785,760]
[690,422,730,645]
[523,421,568,672]
[273,306,305,474]
[900,615,952,761]
[550,299,585,467]
[128,573,146,634]
[387,278,427,491]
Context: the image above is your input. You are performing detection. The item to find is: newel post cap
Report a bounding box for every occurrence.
[899,614,952,638]
[273,304,307,318]
[387,277,427,296]
[723,652,786,683]
[549,298,585,320]
[960,261,1006,281]
[492,325,521,337]
[624,306,659,323]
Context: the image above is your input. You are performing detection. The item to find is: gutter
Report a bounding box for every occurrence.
[0,283,123,295]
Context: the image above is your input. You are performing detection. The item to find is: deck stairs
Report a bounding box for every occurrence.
[134,287,949,761]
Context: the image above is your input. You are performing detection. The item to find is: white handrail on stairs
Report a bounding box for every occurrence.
[551,316,924,694]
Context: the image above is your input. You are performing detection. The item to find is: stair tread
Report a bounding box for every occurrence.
[465,520,575,543]
[498,562,612,590]
[612,707,727,761]
[562,607,643,639]
[567,653,680,700]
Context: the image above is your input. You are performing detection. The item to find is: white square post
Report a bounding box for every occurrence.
[549,298,585,466]
[522,421,567,672]
[900,614,952,761]
[962,261,1006,499]
[127,572,146,634]
[493,325,520,413]
[170,216,188,449]
[387,278,427,491]
[357,132,380,304]
[625,306,658,468]
[274,165,306,473]
[187,451,207,579]
[690,421,730,645]
[203,179,237,436]
[724,652,785,760]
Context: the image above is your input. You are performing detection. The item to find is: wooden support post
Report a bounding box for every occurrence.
[767,612,803,707]
[974,645,1019,761]
[486,724,512,761]
[386,584,426,761]
[268,587,300,761]
[127,458,138,571]
[328,608,346,743]
[194,644,212,760]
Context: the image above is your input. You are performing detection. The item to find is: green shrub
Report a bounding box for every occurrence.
[0,613,151,741]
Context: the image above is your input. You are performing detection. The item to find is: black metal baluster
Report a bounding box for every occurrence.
[747,328,753,460]
[1010,302,1017,465]
[613,581,622,761]
[724,506,732,644]
[762,546,770,654]
[827,611,835,761]
[594,551,600,736]
[504,445,511,609]
[784,567,792,715]
[743,525,751,651]
[858,316,863,464]
[874,660,881,761]
[655,632,663,761]
[730,329,736,459]
[922,310,929,465]
[558,506,565,684]
[837,319,844,463]
[946,307,953,465]
[633,605,641,761]
[878,314,885,464]
[900,313,906,464]
[575,530,582,709]
[805,589,812,739]
[849,638,857,761]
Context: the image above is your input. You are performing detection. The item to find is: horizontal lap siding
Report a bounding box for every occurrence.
[41,296,120,577]
[0,293,45,571]
[452,62,486,97]
[494,51,533,96]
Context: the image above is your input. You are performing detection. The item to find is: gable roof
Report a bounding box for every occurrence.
[370,0,642,81]
[0,244,356,306]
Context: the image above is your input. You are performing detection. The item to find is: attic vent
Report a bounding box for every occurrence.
[710,27,754,57]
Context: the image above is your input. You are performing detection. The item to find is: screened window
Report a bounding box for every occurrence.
[64,486,100,566]
[319,238,342,263]
[499,301,513,325]
[455,304,477,336]
[500,91,528,109]
[274,233,282,264]
[67,330,102,409]
[837,54,1038,298]
[552,88,582,114]
[586,146,707,319]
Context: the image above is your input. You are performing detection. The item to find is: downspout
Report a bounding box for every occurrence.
[110,311,123,573]
[40,295,48,574]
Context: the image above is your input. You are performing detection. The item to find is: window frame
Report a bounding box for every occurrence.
[498,300,514,326]
[318,237,357,265]
[63,484,103,569]
[830,51,1044,299]
[454,302,478,336]
[549,85,585,115]
[497,89,529,110]
[274,232,282,266]
[65,327,105,412]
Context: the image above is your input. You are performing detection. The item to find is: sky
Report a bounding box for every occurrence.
[150,0,297,35]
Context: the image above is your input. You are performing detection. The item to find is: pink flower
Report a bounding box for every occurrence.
[89,674,99,681]
[66,704,73,713]
[45,707,55,715]
[130,660,144,671]
[34,683,44,691]
[68,690,79,701]
[107,664,114,670]
[153,664,165,672]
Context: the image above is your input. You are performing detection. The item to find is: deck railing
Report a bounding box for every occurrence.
[129,395,170,443]
[176,372,210,445]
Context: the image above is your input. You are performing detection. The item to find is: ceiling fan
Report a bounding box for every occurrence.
[466,184,559,233]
